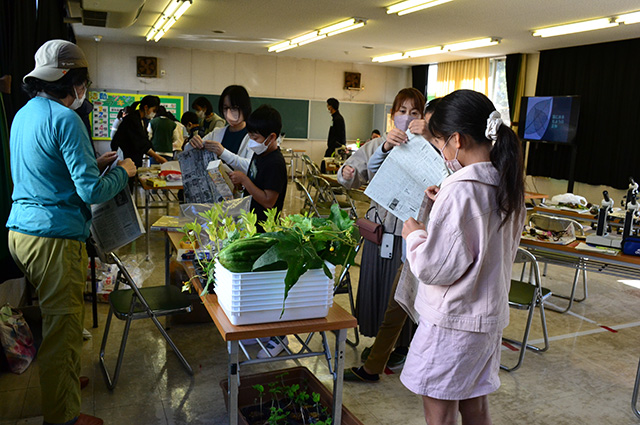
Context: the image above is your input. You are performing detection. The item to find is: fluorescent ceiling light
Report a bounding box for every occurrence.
[328,22,365,36]
[146,0,192,42]
[372,37,497,62]
[275,44,297,53]
[616,11,640,25]
[268,17,366,53]
[298,34,327,46]
[532,18,618,38]
[387,0,453,16]
[291,31,319,44]
[268,41,292,53]
[404,46,442,58]
[372,53,404,63]
[444,37,500,51]
[318,18,355,35]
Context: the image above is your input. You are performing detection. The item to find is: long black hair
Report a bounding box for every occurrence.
[23,68,89,99]
[428,89,524,223]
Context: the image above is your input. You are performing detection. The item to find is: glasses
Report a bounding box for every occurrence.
[223,106,240,113]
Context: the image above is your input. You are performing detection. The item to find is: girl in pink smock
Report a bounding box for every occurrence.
[400,89,525,425]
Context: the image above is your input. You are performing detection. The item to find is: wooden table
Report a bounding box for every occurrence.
[167,232,357,425]
[138,175,182,260]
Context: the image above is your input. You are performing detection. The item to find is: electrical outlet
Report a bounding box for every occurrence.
[160,69,166,76]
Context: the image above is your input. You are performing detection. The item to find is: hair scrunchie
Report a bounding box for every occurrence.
[485,110,503,141]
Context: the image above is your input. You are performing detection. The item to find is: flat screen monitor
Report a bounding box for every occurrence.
[518,96,580,144]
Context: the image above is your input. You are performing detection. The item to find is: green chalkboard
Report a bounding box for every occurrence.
[189,93,309,139]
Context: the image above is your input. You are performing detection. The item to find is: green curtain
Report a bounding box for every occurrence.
[0,91,21,279]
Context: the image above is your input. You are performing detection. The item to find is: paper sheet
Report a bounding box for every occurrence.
[178,148,219,203]
[90,189,145,255]
[364,131,448,222]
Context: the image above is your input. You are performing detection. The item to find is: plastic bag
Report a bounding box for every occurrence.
[0,304,36,374]
[180,197,252,246]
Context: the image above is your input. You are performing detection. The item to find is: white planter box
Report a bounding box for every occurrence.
[214,261,335,325]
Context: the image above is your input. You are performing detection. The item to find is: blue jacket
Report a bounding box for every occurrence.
[7,96,128,241]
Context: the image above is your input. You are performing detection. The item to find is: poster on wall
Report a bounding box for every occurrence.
[88,91,184,140]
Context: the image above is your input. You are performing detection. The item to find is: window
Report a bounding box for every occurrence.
[425,58,511,126]
[488,58,511,126]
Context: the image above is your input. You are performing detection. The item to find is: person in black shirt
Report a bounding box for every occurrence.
[111,95,167,167]
[325,97,346,157]
[228,105,287,229]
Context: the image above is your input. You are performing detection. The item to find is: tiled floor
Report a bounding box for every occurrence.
[2,182,640,424]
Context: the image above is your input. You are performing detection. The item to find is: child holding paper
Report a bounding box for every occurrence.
[401,89,525,425]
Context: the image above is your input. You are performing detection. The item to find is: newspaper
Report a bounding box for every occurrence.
[178,148,219,203]
[90,189,145,255]
[394,196,433,324]
[364,131,449,222]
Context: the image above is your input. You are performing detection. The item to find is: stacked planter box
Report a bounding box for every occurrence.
[214,261,336,325]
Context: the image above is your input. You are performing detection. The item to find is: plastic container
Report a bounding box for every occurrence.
[214,261,336,325]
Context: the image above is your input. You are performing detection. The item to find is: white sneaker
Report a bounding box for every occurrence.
[257,336,288,359]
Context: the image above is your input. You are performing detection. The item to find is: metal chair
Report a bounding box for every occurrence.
[294,178,332,217]
[312,175,356,218]
[501,248,552,372]
[529,213,588,313]
[332,238,363,347]
[633,357,640,419]
[99,252,194,389]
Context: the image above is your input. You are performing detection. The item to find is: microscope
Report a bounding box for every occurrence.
[622,192,639,241]
[586,190,621,248]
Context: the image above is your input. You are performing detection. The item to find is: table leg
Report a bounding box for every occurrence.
[145,189,150,261]
[332,328,346,425]
[228,340,239,425]
[633,357,640,419]
[91,256,98,328]
[164,233,170,286]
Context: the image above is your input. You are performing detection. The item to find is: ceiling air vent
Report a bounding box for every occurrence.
[82,10,108,27]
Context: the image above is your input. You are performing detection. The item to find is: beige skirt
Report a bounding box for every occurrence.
[400,318,502,400]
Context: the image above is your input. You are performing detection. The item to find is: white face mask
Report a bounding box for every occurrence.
[248,135,271,155]
[146,111,156,120]
[196,110,205,119]
[70,86,85,110]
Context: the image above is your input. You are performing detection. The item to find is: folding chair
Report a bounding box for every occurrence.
[333,237,363,346]
[633,356,640,419]
[294,178,332,217]
[312,175,356,218]
[529,213,588,313]
[501,248,552,372]
[99,252,194,389]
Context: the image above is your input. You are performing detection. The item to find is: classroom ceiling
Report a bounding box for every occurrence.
[71,0,640,67]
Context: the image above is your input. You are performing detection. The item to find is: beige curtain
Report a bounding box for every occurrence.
[435,58,490,97]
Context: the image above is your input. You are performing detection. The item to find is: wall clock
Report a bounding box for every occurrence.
[137,56,158,78]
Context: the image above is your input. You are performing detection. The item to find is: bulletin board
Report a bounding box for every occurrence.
[88,91,184,140]
[188,93,309,139]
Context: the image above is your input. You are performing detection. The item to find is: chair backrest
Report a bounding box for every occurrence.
[108,252,153,311]
[312,175,339,204]
[529,213,585,236]
[294,178,320,216]
[513,247,544,296]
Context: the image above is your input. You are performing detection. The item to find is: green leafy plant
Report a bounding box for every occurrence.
[180,207,258,295]
[181,203,360,313]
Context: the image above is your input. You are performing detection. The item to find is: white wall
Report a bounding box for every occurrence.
[77,40,410,163]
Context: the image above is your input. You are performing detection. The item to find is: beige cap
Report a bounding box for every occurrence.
[23,39,88,83]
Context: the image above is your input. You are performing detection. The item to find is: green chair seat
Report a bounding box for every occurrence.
[110,285,191,319]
